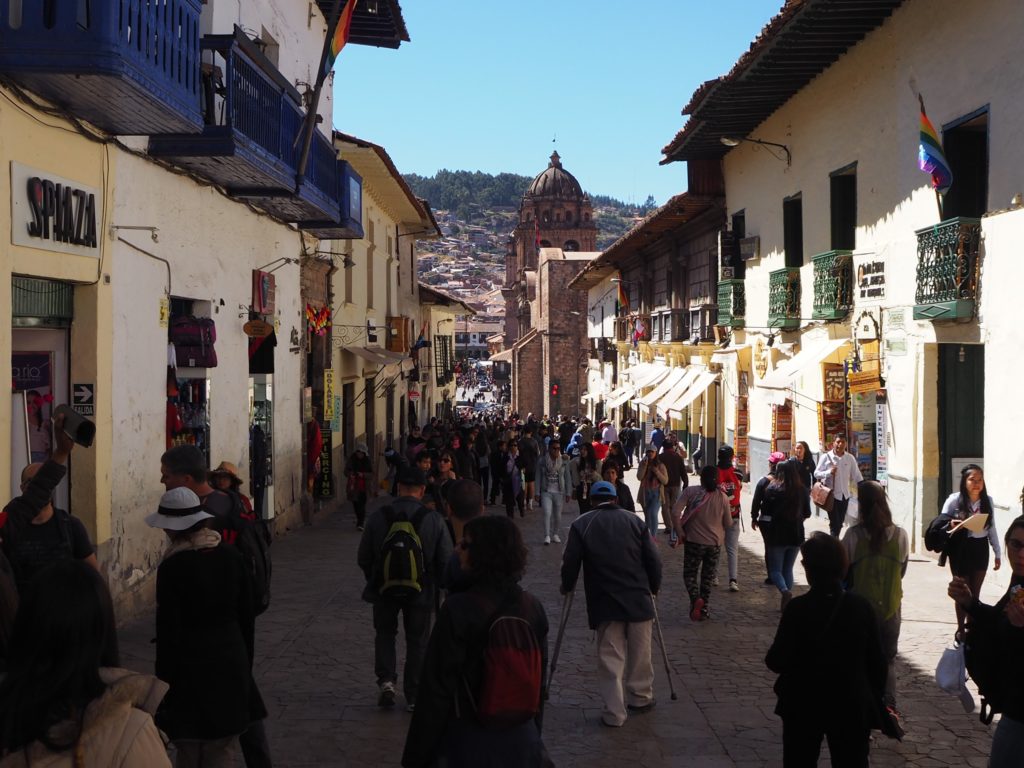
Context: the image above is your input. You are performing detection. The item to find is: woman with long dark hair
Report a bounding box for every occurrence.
[0,560,170,766]
[841,481,909,720]
[760,459,811,611]
[938,464,1001,640]
[403,516,549,767]
[675,466,733,621]
[570,442,601,514]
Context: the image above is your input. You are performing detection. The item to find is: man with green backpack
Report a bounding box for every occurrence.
[358,466,452,711]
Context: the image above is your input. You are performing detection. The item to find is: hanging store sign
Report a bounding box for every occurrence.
[243,319,274,338]
[11,162,101,258]
[323,370,335,422]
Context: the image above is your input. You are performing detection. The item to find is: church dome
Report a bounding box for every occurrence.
[526,151,584,200]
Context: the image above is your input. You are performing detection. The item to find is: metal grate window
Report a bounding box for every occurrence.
[12,277,74,326]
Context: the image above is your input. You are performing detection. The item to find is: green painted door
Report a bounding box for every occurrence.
[938,344,984,500]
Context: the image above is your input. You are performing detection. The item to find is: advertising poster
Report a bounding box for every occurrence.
[12,352,53,461]
[822,363,845,403]
[316,427,334,498]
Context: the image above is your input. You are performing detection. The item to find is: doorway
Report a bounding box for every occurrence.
[938,343,984,499]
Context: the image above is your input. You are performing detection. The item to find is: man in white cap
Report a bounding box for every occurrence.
[560,480,663,727]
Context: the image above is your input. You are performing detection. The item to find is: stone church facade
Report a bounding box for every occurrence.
[502,152,598,417]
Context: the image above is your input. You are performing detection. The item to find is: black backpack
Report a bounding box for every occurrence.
[222,491,272,616]
[924,514,951,553]
[374,505,428,602]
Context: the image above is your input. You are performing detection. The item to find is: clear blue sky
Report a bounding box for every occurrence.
[332,0,783,206]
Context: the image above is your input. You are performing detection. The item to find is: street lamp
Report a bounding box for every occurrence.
[720,135,791,166]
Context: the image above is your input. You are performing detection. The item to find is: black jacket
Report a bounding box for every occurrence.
[155,544,266,739]
[965,581,1024,721]
[402,585,549,768]
[759,484,810,547]
[766,587,886,728]
[560,502,662,629]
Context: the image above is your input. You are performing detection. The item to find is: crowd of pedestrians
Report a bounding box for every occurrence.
[0,409,1020,766]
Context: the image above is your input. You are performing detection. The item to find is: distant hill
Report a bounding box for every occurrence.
[404,170,656,249]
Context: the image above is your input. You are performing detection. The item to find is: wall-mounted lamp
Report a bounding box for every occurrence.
[720,136,791,166]
[610,277,638,285]
[766,332,776,348]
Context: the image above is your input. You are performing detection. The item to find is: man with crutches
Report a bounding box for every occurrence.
[559,481,663,727]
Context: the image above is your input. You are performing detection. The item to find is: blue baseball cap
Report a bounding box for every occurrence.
[589,481,617,499]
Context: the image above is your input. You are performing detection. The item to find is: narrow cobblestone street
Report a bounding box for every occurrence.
[119,479,1010,767]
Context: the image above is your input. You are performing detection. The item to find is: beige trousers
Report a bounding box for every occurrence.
[595,619,655,726]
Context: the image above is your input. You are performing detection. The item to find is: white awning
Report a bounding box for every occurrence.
[489,349,513,363]
[630,366,671,391]
[580,391,601,403]
[636,367,687,408]
[605,386,635,409]
[760,338,850,390]
[653,368,699,417]
[711,344,750,363]
[623,362,654,382]
[667,370,720,417]
[347,346,390,365]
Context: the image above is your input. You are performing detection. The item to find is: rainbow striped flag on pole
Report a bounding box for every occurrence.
[616,274,629,313]
[322,0,358,79]
[918,102,953,195]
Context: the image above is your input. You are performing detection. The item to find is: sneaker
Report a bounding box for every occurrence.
[552,534,561,544]
[729,580,740,593]
[626,700,657,714]
[377,681,396,708]
[544,535,551,545]
[689,597,705,622]
[700,606,711,621]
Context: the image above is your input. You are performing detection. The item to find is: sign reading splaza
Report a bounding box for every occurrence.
[11,162,101,258]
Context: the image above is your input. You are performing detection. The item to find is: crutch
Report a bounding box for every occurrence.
[545,589,575,699]
[651,595,678,700]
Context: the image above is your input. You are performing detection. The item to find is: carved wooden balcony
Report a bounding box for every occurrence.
[913,218,982,321]
[768,267,801,330]
[717,279,746,329]
[812,250,853,321]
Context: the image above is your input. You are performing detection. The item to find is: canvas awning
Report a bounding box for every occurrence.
[760,338,850,390]
[632,364,672,390]
[667,370,720,417]
[347,346,391,365]
[605,386,635,410]
[711,344,750,363]
[653,368,699,417]
[489,349,513,362]
[636,367,687,408]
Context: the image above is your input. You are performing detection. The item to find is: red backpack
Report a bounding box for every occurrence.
[467,592,543,729]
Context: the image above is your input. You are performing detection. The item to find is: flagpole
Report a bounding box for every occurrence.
[919,94,944,221]
[296,0,345,187]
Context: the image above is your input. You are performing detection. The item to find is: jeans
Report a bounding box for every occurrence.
[723,515,740,581]
[641,487,661,538]
[479,463,490,500]
[829,497,850,537]
[766,544,799,593]
[540,491,564,538]
[663,485,682,543]
[373,599,431,704]
[991,715,1024,768]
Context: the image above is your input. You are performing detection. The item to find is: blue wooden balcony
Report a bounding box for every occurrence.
[147,29,298,195]
[300,162,364,240]
[0,0,202,135]
[235,104,341,225]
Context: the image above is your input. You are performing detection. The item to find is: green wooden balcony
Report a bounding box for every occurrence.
[812,250,853,321]
[768,267,801,329]
[913,217,982,321]
[717,279,746,328]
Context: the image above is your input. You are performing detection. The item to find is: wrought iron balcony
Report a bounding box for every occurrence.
[717,280,746,328]
[148,29,300,195]
[811,250,853,321]
[768,267,801,330]
[0,0,203,135]
[913,217,982,321]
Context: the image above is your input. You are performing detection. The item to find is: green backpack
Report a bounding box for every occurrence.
[847,529,903,620]
[375,505,428,602]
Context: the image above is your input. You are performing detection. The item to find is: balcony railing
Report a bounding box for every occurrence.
[812,250,853,321]
[615,314,651,344]
[913,217,982,321]
[0,0,203,135]
[768,267,801,330]
[717,279,746,328]
[148,29,298,193]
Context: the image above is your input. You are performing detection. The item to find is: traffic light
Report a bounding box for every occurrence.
[550,382,560,397]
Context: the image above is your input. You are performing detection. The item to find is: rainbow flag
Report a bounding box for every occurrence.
[323,0,358,78]
[919,107,953,195]
[616,274,629,313]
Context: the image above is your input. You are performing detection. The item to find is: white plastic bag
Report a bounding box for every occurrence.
[935,643,975,713]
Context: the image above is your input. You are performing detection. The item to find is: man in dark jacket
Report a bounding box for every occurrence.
[560,481,663,727]
[357,466,452,711]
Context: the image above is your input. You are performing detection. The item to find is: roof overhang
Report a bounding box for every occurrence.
[419,284,477,316]
[569,193,721,288]
[661,0,905,164]
[334,132,439,235]
[315,1,409,49]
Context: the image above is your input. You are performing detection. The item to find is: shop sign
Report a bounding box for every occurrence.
[822,363,845,403]
[316,427,334,498]
[323,370,335,421]
[848,370,883,394]
[11,162,101,258]
[854,255,885,303]
[243,319,274,338]
[408,389,421,401]
[875,399,888,485]
[739,236,760,261]
[331,396,341,433]
[159,297,170,329]
[753,338,769,379]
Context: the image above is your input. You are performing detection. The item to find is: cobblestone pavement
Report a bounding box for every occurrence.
[119,475,1011,767]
